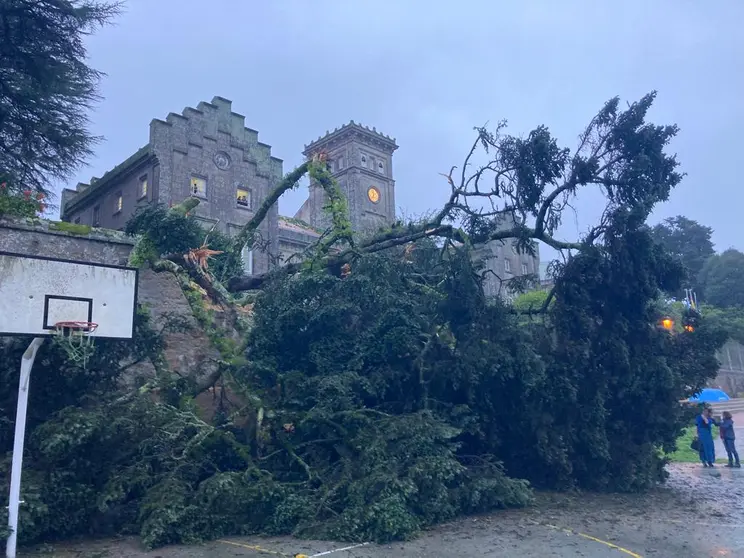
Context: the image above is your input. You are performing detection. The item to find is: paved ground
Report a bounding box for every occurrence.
[21,464,744,558]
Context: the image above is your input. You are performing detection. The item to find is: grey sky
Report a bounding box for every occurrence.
[70,0,743,255]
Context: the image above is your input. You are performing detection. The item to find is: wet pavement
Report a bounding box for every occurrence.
[22,463,744,558]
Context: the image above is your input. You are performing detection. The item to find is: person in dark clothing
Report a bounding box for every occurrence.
[720,411,740,468]
[696,406,719,467]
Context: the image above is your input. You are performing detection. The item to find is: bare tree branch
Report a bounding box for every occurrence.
[216,93,681,296]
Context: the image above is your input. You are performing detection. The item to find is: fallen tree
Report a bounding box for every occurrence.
[131,93,682,314]
[0,92,728,549]
[126,91,687,394]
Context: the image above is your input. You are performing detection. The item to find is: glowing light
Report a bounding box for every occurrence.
[661,318,674,330]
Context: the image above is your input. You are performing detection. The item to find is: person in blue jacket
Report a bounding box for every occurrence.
[696,406,719,467]
[719,411,740,468]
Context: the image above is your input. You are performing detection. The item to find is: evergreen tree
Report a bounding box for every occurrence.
[0,0,120,196]
[649,216,715,296]
[699,248,744,308]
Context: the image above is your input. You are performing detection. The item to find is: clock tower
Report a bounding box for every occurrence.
[295,121,398,234]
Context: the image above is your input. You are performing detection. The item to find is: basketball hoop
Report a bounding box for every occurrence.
[52,321,98,368]
[1,252,138,556]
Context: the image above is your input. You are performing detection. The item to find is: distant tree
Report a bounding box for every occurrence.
[699,249,744,308]
[700,304,744,345]
[649,216,715,294]
[0,0,121,196]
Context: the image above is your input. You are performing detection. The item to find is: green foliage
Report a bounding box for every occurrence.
[666,426,722,463]
[0,1,121,196]
[239,246,534,541]
[179,277,245,364]
[0,307,162,452]
[125,204,243,283]
[307,159,353,250]
[1,242,535,548]
[511,290,551,313]
[532,212,727,490]
[5,207,726,550]
[0,177,46,218]
[698,248,744,309]
[649,216,715,295]
[48,220,93,235]
[700,304,744,345]
[0,306,167,543]
[466,92,681,246]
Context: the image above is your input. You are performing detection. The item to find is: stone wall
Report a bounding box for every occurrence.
[0,217,218,382]
[135,266,220,384]
[1,218,135,265]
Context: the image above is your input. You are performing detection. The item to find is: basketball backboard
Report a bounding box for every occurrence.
[0,251,138,339]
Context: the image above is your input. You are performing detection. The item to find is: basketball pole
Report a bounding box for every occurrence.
[6,337,44,558]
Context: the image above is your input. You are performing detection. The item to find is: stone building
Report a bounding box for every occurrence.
[472,214,541,301]
[60,96,537,296]
[296,122,398,234]
[475,241,541,301]
[61,96,287,275]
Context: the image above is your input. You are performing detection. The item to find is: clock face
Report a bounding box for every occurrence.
[367,187,380,204]
[213,151,231,170]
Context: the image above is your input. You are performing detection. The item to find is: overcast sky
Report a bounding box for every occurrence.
[67,0,743,256]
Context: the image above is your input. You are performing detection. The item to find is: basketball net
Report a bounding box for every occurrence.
[52,321,98,368]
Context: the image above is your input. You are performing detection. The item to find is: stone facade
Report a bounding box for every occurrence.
[473,214,541,300]
[474,240,541,301]
[60,146,157,232]
[61,97,284,276]
[276,216,321,266]
[296,122,398,235]
[148,98,283,275]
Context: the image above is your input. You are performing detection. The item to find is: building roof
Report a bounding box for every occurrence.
[303,120,398,156]
[62,145,154,217]
[278,216,321,237]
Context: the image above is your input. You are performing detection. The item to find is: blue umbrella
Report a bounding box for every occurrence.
[689,388,731,403]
